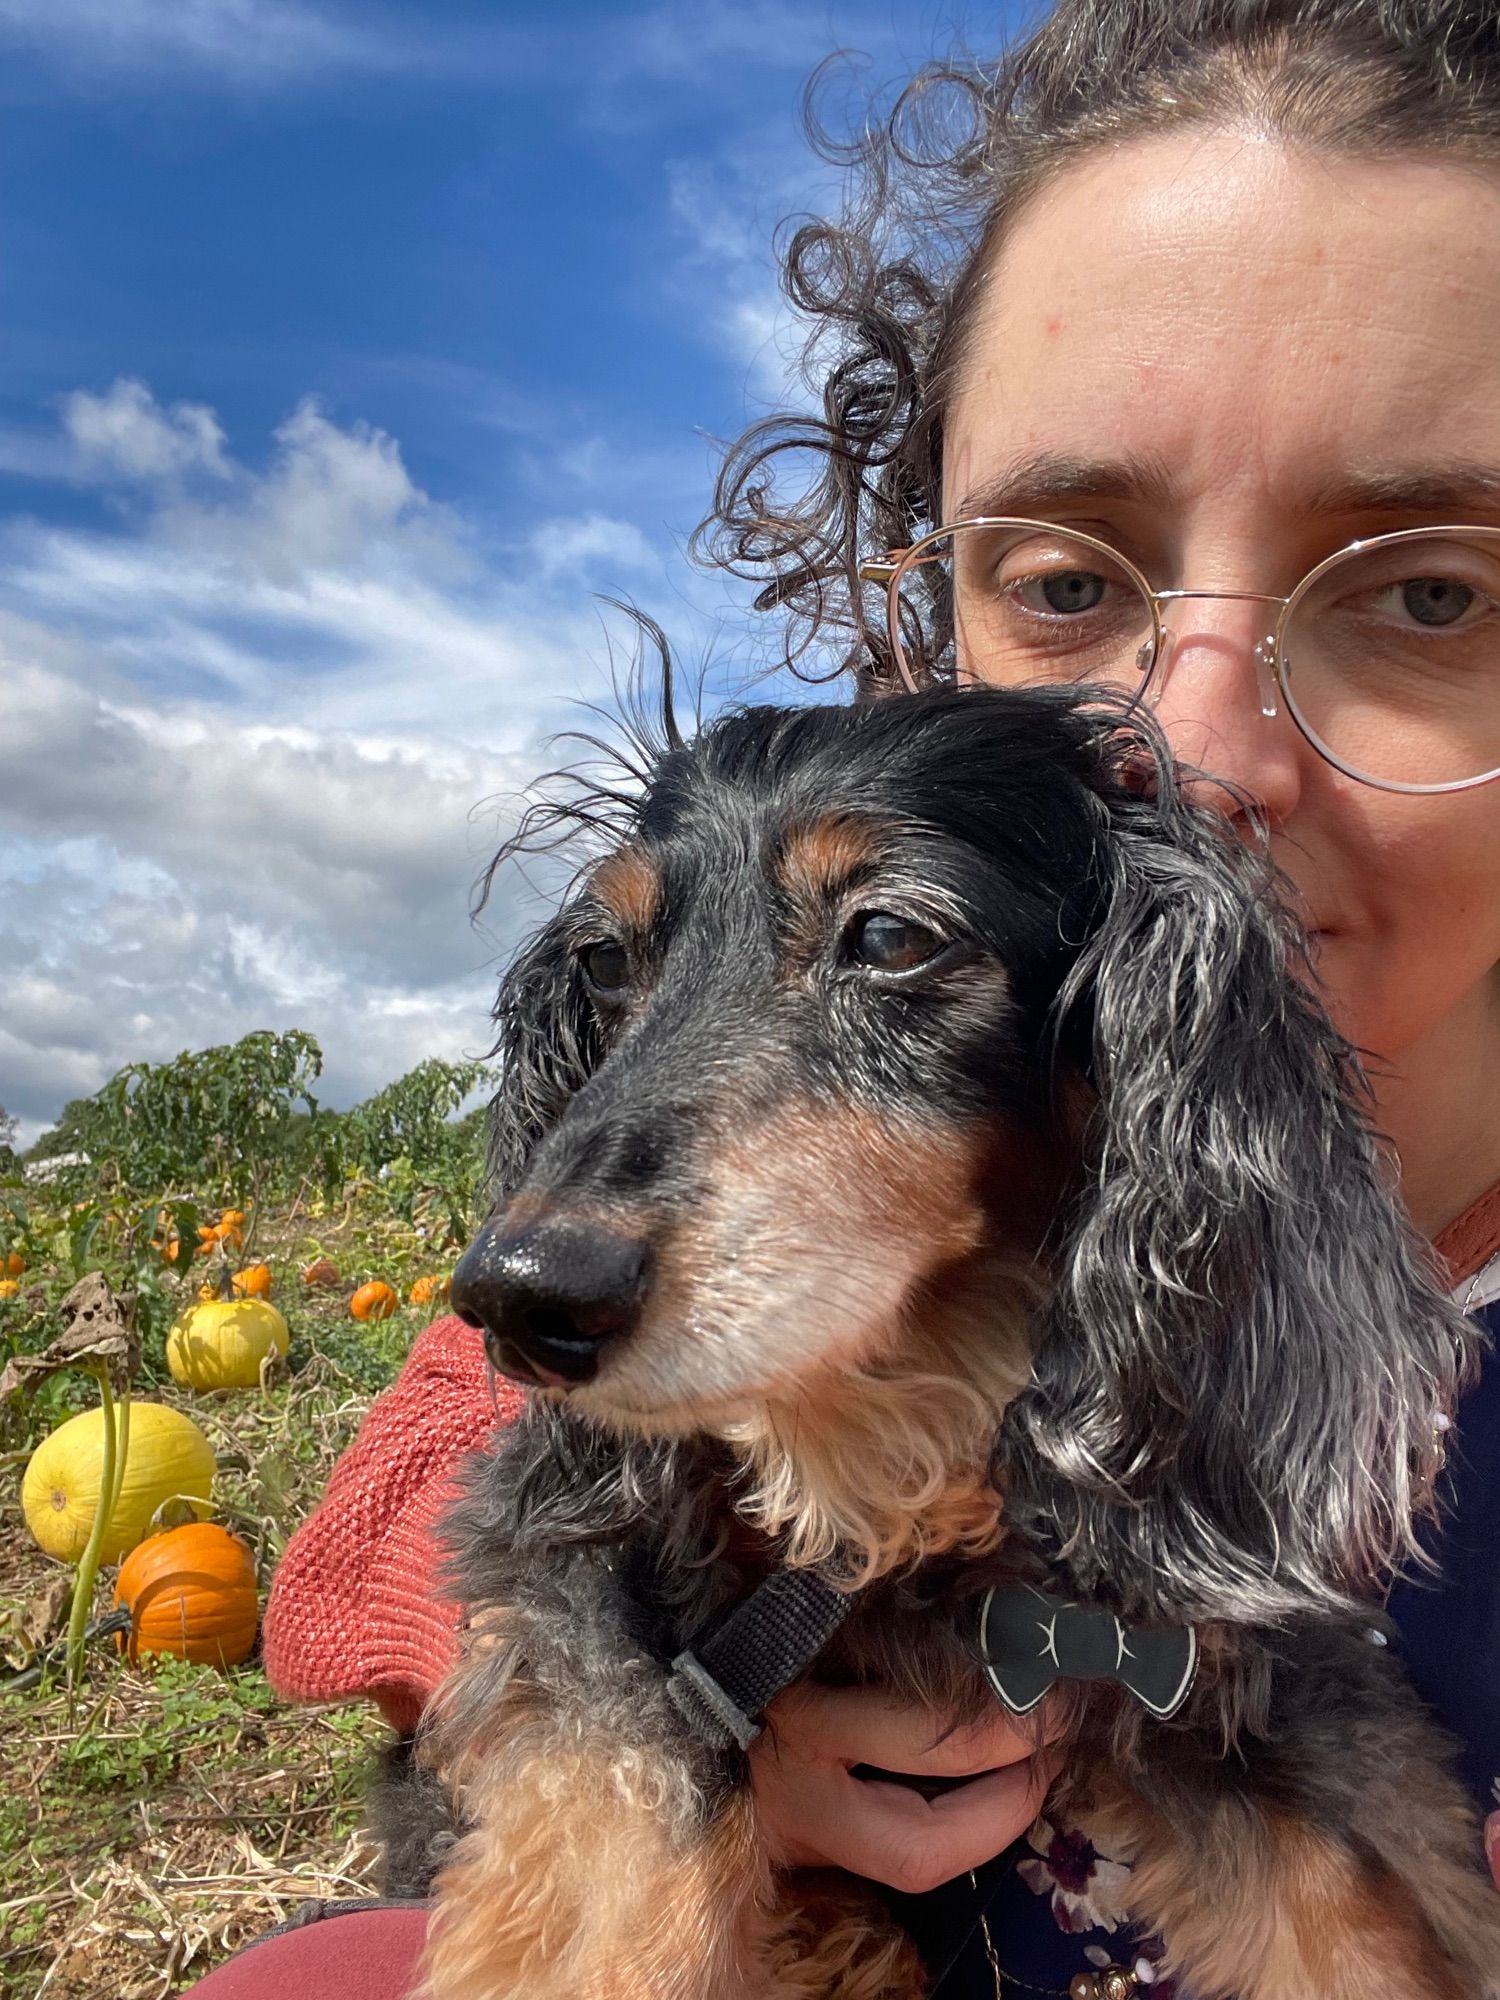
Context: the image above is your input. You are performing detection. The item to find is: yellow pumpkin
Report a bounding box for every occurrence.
[21,1403,216,1564]
[167,1298,289,1392]
[231,1264,273,1299]
[0,1278,19,1300]
[114,1521,259,1667]
[350,1280,399,1322]
[410,1274,452,1307]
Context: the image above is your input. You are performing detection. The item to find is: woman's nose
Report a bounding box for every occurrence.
[1145,603,1305,826]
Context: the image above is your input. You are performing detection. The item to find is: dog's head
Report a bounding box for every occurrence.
[455,686,1474,1609]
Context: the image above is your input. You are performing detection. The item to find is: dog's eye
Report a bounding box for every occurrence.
[844,911,945,975]
[580,940,631,997]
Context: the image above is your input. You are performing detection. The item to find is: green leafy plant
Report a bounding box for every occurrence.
[341,1057,492,1246]
[85,1030,326,1207]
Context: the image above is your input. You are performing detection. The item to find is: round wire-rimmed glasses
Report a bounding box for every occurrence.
[858,519,1500,796]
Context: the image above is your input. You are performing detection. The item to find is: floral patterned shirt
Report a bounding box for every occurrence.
[917,1271,1500,1999]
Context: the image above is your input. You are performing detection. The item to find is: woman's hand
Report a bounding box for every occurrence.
[749,1682,1062,1895]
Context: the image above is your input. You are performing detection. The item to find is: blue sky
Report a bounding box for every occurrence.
[0,0,1008,1145]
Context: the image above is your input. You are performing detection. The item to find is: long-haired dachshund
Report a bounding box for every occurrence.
[392,684,1498,2000]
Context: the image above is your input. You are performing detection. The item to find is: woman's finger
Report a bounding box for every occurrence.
[771,1749,1059,1894]
[767,1681,1049,1778]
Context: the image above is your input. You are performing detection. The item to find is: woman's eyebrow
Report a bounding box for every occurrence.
[950,449,1175,520]
[952,452,1500,523]
[1304,462,1500,516]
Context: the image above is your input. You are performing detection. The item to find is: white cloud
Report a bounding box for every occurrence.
[63,377,232,485]
[0,381,693,1145]
[663,146,832,414]
[530,514,659,582]
[0,0,429,85]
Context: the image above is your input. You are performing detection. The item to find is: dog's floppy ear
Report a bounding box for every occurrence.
[995,736,1477,1627]
[483,915,600,1202]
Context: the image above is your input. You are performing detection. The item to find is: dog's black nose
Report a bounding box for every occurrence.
[451,1217,651,1387]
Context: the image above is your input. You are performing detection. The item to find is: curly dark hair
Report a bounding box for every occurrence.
[695,0,1500,694]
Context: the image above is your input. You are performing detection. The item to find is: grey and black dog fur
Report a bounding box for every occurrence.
[380,684,1498,2000]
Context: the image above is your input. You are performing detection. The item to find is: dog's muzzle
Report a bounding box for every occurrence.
[451,1216,652,1387]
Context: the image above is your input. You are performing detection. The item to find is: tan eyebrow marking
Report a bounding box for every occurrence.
[775,815,886,904]
[588,847,661,932]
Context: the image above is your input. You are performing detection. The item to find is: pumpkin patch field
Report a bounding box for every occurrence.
[0,1032,490,1997]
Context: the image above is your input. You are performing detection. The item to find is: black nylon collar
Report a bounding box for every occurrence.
[666,1567,856,1749]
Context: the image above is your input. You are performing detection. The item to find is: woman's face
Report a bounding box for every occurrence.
[945,130,1500,1197]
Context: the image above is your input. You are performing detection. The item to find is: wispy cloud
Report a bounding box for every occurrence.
[0,0,426,85]
[0,0,845,96]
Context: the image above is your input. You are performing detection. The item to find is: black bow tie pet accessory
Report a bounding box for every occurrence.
[979,1582,1198,1721]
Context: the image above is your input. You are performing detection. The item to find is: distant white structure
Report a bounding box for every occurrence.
[25,1152,90,1184]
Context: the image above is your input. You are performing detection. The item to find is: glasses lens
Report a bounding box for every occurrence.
[901,524,1155,689]
[1283,533,1500,788]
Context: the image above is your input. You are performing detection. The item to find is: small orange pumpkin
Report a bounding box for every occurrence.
[197,1220,245,1256]
[301,1258,341,1289]
[219,1209,247,1231]
[113,1521,258,1667]
[409,1274,452,1307]
[232,1264,273,1299]
[351,1280,399,1322]
[3,1250,25,1277]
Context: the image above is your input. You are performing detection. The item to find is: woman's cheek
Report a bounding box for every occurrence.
[1312,795,1500,1062]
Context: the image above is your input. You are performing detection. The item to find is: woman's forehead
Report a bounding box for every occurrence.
[944,129,1500,534]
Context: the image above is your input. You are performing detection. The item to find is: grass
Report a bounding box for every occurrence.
[0,1186,457,1999]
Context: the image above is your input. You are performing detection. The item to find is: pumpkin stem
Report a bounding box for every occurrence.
[66,1365,123,1703]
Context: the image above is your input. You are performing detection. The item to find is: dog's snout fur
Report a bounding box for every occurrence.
[451,1215,653,1388]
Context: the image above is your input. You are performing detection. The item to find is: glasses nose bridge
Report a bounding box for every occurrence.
[1147,586,1287,719]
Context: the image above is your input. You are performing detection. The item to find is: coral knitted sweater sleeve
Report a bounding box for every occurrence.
[261,1315,523,1736]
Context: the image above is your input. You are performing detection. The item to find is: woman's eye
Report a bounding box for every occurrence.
[581,941,631,996]
[1012,567,1110,617]
[1388,576,1481,629]
[844,911,946,974]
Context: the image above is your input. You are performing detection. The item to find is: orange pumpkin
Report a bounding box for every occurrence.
[3,1250,25,1277]
[113,1521,258,1667]
[409,1274,452,1307]
[232,1264,273,1299]
[219,1210,247,1231]
[351,1280,399,1322]
[301,1258,341,1289]
[197,1220,245,1257]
